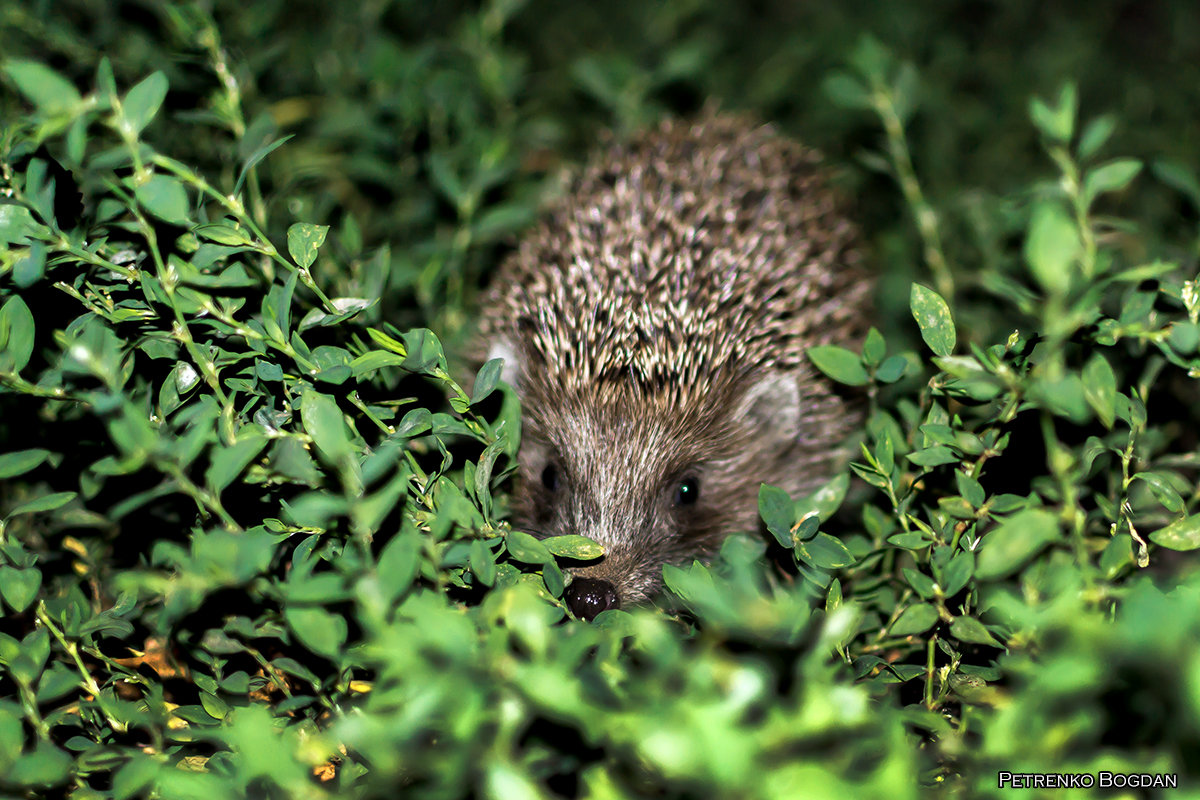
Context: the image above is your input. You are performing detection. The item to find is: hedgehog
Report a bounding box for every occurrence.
[472,113,870,620]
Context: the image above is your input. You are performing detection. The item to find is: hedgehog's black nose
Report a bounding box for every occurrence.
[565,577,620,621]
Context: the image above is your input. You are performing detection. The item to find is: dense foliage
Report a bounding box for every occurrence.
[2,2,1199,798]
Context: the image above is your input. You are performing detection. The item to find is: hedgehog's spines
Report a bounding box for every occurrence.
[476,114,868,420]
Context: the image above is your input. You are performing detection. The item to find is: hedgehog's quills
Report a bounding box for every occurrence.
[472,114,871,620]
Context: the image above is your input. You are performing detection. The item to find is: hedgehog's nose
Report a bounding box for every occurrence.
[565,577,620,621]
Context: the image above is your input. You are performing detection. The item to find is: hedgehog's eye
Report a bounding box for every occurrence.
[541,463,561,493]
[675,476,700,507]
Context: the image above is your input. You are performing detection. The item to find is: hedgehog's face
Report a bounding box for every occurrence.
[511,371,807,620]
[516,412,732,619]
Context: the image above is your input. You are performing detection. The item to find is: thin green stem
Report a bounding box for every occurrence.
[161,462,240,531]
[873,87,954,300]
[150,153,339,313]
[924,634,938,709]
[36,602,128,733]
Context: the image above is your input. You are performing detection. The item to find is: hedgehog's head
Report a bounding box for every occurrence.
[491,337,826,619]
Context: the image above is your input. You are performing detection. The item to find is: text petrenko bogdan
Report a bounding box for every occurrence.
[997,771,1178,789]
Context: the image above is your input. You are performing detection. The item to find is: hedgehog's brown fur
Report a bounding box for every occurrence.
[473,113,871,615]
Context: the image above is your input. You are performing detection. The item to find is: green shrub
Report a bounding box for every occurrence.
[1,3,1199,799]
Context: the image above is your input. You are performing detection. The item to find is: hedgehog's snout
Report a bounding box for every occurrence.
[564,576,621,620]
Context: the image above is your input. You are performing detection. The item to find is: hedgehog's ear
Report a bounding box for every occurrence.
[484,339,523,390]
[736,371,801,443]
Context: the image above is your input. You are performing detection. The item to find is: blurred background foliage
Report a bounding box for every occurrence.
[2,0,1200,798]
[7,0,1200,342]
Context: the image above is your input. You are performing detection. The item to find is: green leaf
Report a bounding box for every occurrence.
[10,741,72,788]
[350,350,407,378]
[300,391,353,464]
[955,471,985,508]
[401,328,447,373]
[393,408,433,438]
[862,327,886,366]
[874,431,895,475]
[200,691,229,720]
[941,551,974,596]
[9,629,50,686]
[255,359,283,381]
[0,703,22,771]
[758,483,796,547]
[427,153,466,207]
[949,616,1002,648]
[848,34,891,81]
[1149,513,1200,551]
[1133,472,1185,514]
[0,203,38,246]
[1152,160,1200,208]
[111,755,159,800]
[875,354,908,383]
[352,469,409,537]
[1077,115,1116,160]
[825,579,842,613]
[907,446,959,467]
[0,449,50,479]
[506,531,553,564]
[1031,374,1090,423]
[903,568,936,599]
[262,270,297,340]
[806,345,869,386]
[542,561,565,597]
[1024,202,1079,294]
[795,532,855,570]
[204,431,269,494]
[976,509,1059,580]
[287,222,329,269]
[134,175,190,225]
[0,567,41,613]
[121,71,168,134]
[890,603,939,636]
[14,241,45,288]
[470,540,497,587]
[1099,533,1134,578]
[1083,158,1141,207]
[284,606,347,659]
[1168,321,1200,355]
[377,530,421,602]
[795,473,850,523]
[472,357,504,405]
[0,295,36,373]
[7,491,76,518]
[195,223,255,246]
[235,134,295,196]
[543,535,605,560]
[299,297,371,331]
[1028,83,1076,143]
[3,60,81,113]
[888,532,933,550]
[909,284,956,356]
[366,328,407,356]
[821,71,872,110]
[284,573,348,605]
[1081,353,1117,428]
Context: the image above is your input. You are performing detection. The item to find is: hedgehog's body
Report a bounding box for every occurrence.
[474,115,870,619]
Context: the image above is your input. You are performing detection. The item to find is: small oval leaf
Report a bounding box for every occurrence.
[891,603,939,636]
[909,284,956,356]
[287,223,329,269]
[807,345,869,386]
[1149,513,1200,552]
